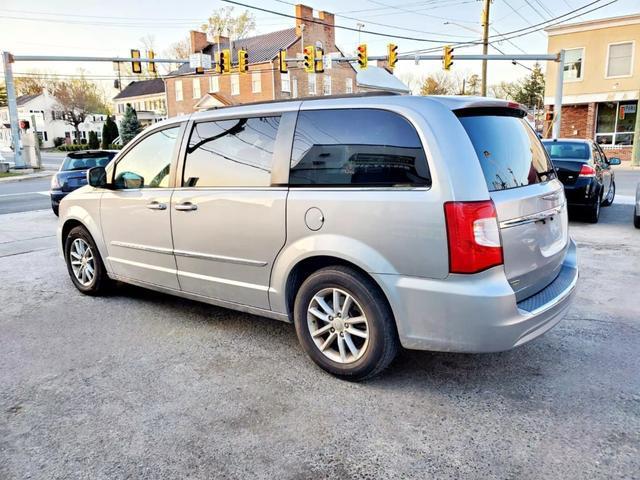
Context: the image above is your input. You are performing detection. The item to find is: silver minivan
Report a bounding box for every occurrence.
[58,94,578,380]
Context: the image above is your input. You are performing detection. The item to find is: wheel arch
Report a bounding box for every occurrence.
[59,211,110,272]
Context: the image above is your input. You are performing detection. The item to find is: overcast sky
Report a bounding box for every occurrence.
[1,0,638,98]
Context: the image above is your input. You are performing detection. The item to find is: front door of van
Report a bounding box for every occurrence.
[170,116,286,309]
[101,125,182,290]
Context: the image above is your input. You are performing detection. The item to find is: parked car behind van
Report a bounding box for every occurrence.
[58,94,578,380]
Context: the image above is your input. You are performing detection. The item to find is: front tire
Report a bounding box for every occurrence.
[293,266,399,381]
[634,206,640,229]
[64,225,110,295]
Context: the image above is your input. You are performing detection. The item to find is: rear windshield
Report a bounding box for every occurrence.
[458,113,555,192]
[61,152,115,171]
[542,141,590,160]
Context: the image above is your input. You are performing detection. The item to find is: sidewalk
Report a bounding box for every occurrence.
[0,169,56,183]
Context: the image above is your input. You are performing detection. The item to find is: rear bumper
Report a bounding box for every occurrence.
[563,180,599,207]
[50,190,68,206]
[374,238,578,353]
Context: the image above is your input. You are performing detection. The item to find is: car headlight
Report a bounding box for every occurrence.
[50,174,61,189]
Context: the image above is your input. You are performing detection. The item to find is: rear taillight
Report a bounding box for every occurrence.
[50,174,60,189]
[578,164,596,177]
[444,201,503,274]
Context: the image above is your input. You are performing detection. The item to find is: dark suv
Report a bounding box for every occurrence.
[542,139,621,223]
[50,151,117,215]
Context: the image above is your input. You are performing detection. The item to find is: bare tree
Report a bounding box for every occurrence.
[52,77,108,143]
[201,6,256,39]
[14,72,58,96]
[419,71,456,96]
[163,37,191,74]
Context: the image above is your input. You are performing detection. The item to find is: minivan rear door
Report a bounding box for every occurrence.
[458,109,568,301]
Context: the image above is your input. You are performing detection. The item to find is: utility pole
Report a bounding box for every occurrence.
[480,0,491,97]
[2,51,25,168]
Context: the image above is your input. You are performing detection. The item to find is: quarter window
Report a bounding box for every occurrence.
[289,109,430,187]
[183,116,281,187]
[563,48,584,81]
[113,127,180,189]
[606,42,633,77]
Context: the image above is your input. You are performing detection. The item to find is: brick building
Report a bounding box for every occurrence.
[543,14,639,161]
[165,4,358,117]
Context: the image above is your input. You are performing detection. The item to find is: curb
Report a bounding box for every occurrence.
[0,171,56,183]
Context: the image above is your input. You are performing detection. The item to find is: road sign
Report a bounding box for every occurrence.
[189,53,212,70]
[323,55,332,71]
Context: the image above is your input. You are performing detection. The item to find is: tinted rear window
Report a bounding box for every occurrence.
[542,141,590,160]
[458,114,555,192]
[61,152,116,171]
[290,109,430,187]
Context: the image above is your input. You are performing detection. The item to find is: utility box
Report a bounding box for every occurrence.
[21,132,42,170]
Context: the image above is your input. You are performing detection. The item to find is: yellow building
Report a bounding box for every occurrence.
[544,14,639,160]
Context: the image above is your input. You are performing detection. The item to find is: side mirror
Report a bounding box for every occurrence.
[87,166,108,188]
[608,157,621,166]
[114,171,144,189]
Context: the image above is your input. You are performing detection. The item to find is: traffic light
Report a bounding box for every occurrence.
[217,49,231,74]
[147,50,156,74]
[238,49,248,73]
[442,45,454,71]
[357,44,368,69]
[315,47,324,73]
[131,49,142,74]
[278,49,287,73]
[303,46,315,73]
[387,43,398,70]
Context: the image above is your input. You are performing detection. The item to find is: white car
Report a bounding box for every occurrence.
[634,183,640,229]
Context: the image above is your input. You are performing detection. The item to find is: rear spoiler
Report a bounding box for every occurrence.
[454,103,527,119]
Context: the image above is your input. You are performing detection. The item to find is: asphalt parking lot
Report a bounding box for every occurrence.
[1,195,639,478]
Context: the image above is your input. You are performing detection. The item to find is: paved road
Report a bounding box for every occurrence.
[0,177,53,215]
[1,151,65,170]
[0,204,638,478]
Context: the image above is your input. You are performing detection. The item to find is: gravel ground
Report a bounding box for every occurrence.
[0,204,638,479]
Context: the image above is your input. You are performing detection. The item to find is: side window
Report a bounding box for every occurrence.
[183,116,280,187]
[113,127,180,189]
[290,109,430,187]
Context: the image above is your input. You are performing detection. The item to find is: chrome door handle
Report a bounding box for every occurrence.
[146,201,167,210]
[175,202,198,211]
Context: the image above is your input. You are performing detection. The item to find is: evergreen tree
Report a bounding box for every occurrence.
[101,115,119,148]
[513,63,545,109]
[88,131,99,149]
[119,104,141,145]
[0,84,7,108]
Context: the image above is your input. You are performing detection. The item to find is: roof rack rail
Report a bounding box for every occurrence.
[206,91,403,111]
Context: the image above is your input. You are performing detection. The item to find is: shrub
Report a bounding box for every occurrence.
[101,115,119,149]
[53,137,65,147]
[88,131,99,149]
[107,144,123,150]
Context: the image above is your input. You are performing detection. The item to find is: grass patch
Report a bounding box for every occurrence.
[0,172,21,178]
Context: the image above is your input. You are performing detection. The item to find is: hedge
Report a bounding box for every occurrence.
[57,144,123,152]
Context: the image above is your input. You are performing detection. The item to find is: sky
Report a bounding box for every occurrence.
[1,0,638,99]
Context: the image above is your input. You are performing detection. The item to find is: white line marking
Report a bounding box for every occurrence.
[0,191,50,198]
[615,195,636,206]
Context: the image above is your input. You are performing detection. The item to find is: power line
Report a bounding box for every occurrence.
[524,0,551,20]
[221,0,458,43]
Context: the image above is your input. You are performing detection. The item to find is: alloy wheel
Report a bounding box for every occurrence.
[307,287,370,364]
[69,238,95,287]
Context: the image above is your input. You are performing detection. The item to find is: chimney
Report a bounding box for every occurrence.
[294,4,336,51]
[190,30,208,54]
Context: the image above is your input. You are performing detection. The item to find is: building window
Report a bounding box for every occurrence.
[345,78,353,94]
[231,74,240,96]
[563,48,584,82]
[175,80,183,101]
[193,78,201,99]
[595,100,637,146]
[606,42,634,78]
[281,72,291,93]
[292,78,298,98]
[252,72,262,94]
[209,76,219,93]
[323,75,332,96]
[308,73,316,95]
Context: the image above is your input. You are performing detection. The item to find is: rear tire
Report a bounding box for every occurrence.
[64,225,110,295]
[585,194,601,223]
[602,181,615,206]
[293,266,398,381]
[634,206,640,229]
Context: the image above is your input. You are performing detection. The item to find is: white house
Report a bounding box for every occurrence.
[113,78,167,127]
[0,90,107,149]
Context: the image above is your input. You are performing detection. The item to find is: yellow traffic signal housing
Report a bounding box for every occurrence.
[131,49,142,74]
[147,50,156,74]
[303,45,315,73]
[443,45,454,71]
[387,43,398,70]
[238,49,249,73]
[357,44,368,69]
[217,49,231,74]
[315,47,324,73]
[278,49,287,73]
